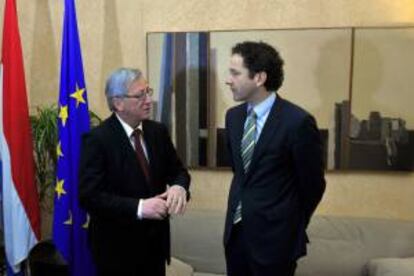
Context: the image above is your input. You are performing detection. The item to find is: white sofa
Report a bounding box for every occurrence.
[168,210,414,276]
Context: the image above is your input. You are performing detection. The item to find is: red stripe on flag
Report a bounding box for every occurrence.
[2,0,41,240]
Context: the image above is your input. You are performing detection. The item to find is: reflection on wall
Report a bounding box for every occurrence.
[147,27,414,171]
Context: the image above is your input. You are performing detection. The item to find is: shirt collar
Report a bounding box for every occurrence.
[115,113,143,138]
[248,92,276,119]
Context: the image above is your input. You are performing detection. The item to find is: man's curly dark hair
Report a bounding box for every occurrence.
[232,41,284,92]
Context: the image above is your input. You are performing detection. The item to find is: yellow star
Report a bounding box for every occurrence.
[57,141,64,159]
[70,84,86,108]
[64,211,73,225]
[82,214,90,229]
[55,178,66,200]
[59,105,68,127]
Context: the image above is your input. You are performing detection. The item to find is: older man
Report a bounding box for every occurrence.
[79,68,190,276]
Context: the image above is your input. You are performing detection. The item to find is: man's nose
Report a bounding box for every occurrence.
[145,96,152,104]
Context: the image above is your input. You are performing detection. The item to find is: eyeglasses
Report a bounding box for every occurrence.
[122,87,154,101]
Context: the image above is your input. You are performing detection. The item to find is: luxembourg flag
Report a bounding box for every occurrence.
[0,0,41,274]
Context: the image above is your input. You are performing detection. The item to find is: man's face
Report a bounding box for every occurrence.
[226,54,258,102]
[117,77,153,124]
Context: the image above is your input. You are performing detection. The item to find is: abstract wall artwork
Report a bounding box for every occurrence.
[147,27,414,171]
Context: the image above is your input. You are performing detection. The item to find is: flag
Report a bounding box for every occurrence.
[52,0,96,275]
[0,0,41,274]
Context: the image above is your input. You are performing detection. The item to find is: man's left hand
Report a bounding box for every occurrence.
[163,185,188,215]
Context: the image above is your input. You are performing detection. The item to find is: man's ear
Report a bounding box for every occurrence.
[254,71,267,87]
[112,97,123,112]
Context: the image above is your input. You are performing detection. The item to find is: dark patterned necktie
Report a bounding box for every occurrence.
[234,110,257,224]
[132,129,150,183]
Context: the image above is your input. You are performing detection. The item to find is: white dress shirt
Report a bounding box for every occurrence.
[246,92,277,141]
[115,114,148,219]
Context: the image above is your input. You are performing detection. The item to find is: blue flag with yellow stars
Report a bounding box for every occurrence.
[52,0,96,275]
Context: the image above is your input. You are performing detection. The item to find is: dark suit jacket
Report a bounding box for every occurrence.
[224,96,325,266]
[78,114,190,271]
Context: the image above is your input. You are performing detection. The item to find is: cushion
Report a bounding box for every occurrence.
[166,257,194,276]
[296,238,367,276]
[296,216,414,276]
[367,257,414,276]
[171,210,227,274]
[307,216,414,258]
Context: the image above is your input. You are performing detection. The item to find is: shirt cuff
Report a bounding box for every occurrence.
[137,199,143,219]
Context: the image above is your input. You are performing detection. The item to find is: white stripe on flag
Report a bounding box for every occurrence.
[0,64,38,273]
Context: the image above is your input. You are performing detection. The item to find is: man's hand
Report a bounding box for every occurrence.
[164,185,188,215]
[141,196,168,220]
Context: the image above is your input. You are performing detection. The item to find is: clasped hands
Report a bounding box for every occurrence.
[141,185,187,220]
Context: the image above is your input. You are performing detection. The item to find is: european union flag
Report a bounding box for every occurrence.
[52,0,96,275]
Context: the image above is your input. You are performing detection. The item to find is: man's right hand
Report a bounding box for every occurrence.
[141,196,168,220]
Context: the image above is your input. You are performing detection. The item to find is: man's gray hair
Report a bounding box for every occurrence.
[105,68,142,111]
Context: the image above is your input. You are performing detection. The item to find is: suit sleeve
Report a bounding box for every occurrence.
[161,124,191,196]
[78,132,140,220]
[225,110,235,172]
[292,115,326,227]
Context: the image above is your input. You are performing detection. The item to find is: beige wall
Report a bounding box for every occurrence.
[2,0,414,222]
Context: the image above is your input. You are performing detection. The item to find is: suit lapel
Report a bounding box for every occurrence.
[245,96,284,180]
[108,114,137,162]
[108,114,153,191]
[142,120,156,180]
[231,104,248,174]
